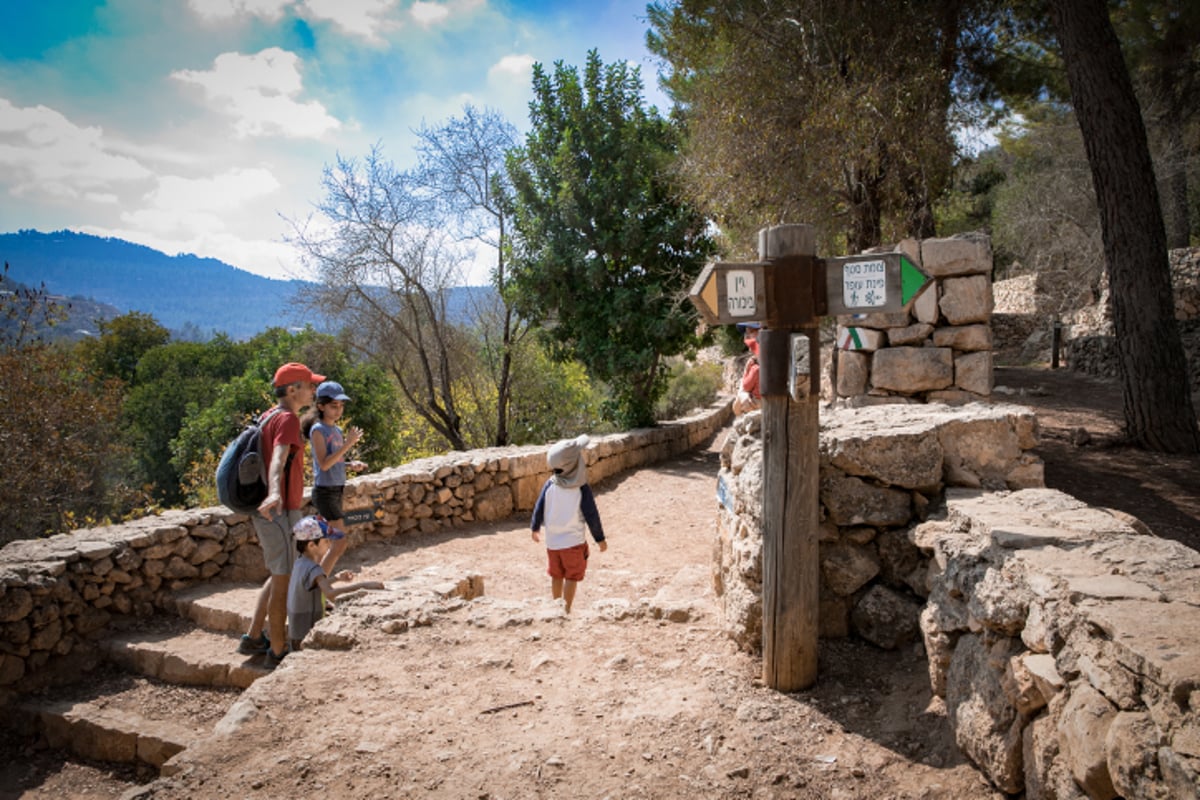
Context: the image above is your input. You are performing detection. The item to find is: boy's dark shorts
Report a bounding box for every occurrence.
[312,485,345,521]
[546,542,589,582]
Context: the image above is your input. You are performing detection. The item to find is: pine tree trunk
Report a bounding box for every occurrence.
[1049,0,1199,453]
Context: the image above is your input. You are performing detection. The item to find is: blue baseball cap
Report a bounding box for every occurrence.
[737,322,762,334]
[316,381,351,402]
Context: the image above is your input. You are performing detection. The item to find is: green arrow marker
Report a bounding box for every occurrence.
[900,254,931,305]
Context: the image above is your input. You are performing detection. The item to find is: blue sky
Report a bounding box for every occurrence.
[0,0,669,283]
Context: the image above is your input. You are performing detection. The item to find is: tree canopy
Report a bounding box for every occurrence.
[506,50,716,428]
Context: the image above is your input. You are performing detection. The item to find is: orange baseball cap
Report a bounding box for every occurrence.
[273,362,326,387]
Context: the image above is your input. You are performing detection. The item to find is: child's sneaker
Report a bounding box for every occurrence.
[237,632,270,655]
[263,646,289,670]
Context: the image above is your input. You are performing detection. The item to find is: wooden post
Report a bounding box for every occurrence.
[757,224,819,691]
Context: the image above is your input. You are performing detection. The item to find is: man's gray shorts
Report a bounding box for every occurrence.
[252,508,300,576]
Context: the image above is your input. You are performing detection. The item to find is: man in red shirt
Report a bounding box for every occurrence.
[237,362,324,669]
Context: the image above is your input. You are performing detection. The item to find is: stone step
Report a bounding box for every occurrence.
[171,581,263,635]
[16,696,196,768]
[100,624,269,689]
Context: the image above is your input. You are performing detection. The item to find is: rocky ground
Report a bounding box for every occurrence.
[2,365,1197,800]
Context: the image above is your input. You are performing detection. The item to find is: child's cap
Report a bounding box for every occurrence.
[293,515,345,541]
[737,322,762,335]
[547,434,589,488]
[316,380,351,402]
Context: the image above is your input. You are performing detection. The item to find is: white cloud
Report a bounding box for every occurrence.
[186,0,294,21]
[302,0,398,43]
[0,98,153,201]
[148,168,281,214]
[172,48,341,139]
[489,53,534,82]
[410,2,450,27]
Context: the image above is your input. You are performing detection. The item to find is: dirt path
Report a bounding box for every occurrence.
[7,365,1197,799]
[108,440,998,800]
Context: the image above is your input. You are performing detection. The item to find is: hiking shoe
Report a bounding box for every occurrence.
[237,633,270,655]
[263,647,289,670]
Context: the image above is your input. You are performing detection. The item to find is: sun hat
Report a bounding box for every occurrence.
[316,381,351,402]
[547,434,590,489]
[273,362,326,387]
[293,515,345,541]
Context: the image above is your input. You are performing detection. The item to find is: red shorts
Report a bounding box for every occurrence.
[546,543,589,582]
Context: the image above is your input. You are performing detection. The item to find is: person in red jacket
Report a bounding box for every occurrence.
[732,322,762,414]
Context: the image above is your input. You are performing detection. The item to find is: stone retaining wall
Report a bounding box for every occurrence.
[714,406,1200,797]
[0,401,730,697]
[834,232,996,403]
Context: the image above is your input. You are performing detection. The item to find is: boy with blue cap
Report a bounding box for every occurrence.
[287,515,384,653]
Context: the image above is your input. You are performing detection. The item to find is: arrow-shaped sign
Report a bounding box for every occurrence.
[688,261,767,326]
[821,252,931,316]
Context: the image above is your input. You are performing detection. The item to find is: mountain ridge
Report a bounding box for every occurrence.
[0,229,311,340]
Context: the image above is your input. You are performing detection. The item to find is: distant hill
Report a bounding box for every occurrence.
[0,230,495,341]
[0,230,312,340]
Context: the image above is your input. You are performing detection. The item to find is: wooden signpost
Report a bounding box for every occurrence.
[690,225,931,692]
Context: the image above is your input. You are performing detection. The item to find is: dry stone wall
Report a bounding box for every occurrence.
[992,247,1200,384]
[714,408,1200,798]
[713,402,1044,654]
[834,233,996,403]
[0,402,729,697]
[919,489,1200,799]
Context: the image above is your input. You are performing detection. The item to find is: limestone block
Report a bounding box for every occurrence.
[938,414,1028,490]
[820,542,880,596]
[888,322,934,346]
[1105,712,1173,800]
[1059,683,1118,800]
[1004,653,1049,715]
[850,584,922,650]
[837,350,869,396]
[837,324,886,351]
[940,275,994,325]
[914,280,940,324]
[471,486,514,521]
[921,232,993,278]
[821,406,945,490]
[966,564,1030,636]
[934,324,994,351]
[0,587,33,623]
[946,633,1026,793]
[955,351,994,396]
[512,474,547,512]
[188,539,223,566]
[871,347,953,393]
[820,472,912,527]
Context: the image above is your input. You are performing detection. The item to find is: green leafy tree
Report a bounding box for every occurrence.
[76,311,170,384]
[171,327,405,507]
[123,334,249,504]
[506,51,716,428]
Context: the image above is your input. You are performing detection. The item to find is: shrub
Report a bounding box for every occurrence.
[655,361,724,421]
